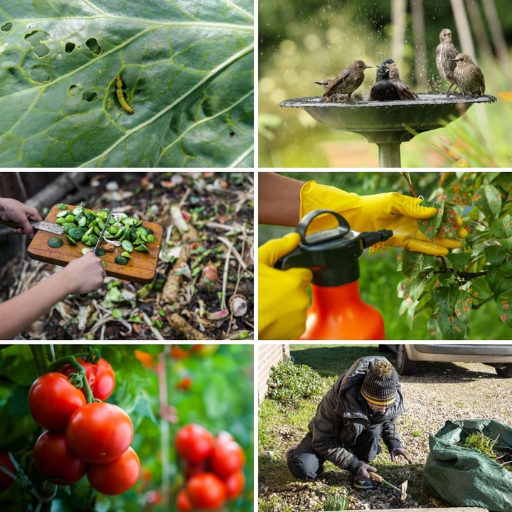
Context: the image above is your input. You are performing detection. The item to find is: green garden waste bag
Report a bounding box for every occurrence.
[424,419,512,512]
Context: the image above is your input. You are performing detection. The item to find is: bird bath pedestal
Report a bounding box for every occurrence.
[280,94,496,167]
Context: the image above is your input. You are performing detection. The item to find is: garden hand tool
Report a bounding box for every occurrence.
[368,471,408,501]
[0,219,64,236]
[300,181,467,256]
[275,209,392,340]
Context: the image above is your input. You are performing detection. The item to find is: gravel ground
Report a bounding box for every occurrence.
[259,360,512,511]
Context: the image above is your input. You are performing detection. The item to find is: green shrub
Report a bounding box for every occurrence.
[266,358,323,406]
[324,493,349,510]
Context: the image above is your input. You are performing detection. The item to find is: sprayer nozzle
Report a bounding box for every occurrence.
[361,230,394,249]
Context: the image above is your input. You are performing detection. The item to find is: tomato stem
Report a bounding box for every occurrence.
[48,356,95,404]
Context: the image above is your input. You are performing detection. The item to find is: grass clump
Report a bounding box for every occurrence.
[460,429,498,459]
[267,358,323,406]
[324,493,349,510]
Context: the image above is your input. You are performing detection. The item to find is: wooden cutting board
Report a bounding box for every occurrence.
[28,204,163,284]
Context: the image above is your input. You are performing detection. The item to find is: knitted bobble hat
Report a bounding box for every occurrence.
[361,361,398,407]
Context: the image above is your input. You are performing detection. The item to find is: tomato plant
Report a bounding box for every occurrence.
[28,373,86,430]
[186,473,226,511]
[33,431,88,485]
[60,357,115,400]
[66,402,133,464]
[87,447,140,495]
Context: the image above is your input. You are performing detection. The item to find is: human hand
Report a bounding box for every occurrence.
[301,182,468,256]
[61,252,106,295]
[354,462,377,480]
[390,446,413,464]
[0,198,42,238]
[259,233,313,340]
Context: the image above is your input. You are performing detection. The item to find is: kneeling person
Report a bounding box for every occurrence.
[285,357,412,489]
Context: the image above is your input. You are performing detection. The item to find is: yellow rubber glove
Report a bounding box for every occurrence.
[259,233,313,340]
[300,181,468,256]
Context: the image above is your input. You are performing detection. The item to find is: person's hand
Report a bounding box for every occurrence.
[354,462,377,480]
[390,446,413,464]
[259,233,313,340]
[300,182,468,256]
[0,198,42,238]
[61,252,106,295]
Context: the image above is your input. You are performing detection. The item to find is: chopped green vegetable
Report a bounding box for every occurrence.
[64,214,75,223]
[56,218,66,225]
[72,207,83,216]
[147,234,157,243]
[56,210,68,218]
[47,237,63,248]
[122,217,138,226]
[66,234,77,245]
[115,255,129,265]
[122,240,133,252]
[135,244,149,253]
[102,261,107,268]
[121,251,132,259]
[97,247,106,256]
[57,204,68,210]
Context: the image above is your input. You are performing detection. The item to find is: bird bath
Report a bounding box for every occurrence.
[280,94,496,167]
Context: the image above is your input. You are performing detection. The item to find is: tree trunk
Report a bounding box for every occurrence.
[410,0,428,90]
[450,0,475,58]
[391,0,408,74]
[480,0,512,80]
[464,0,492,60]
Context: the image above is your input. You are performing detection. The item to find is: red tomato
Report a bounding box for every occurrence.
[215,431,234,445]
[211,441,245,479]
[225,471,245,500]
[175,424,214,464]
[176,489,193,512]
[186,473,226,511]
[60,357,115,401]
[0,452,15,493]
[171,347,191,360]
[87,447,140,495]
[177,376,193,391]
[28,373,86,430]
[33,431,87,485]
[67,402,133,464]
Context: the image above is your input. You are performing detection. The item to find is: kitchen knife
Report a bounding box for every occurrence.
[0,219,64,236]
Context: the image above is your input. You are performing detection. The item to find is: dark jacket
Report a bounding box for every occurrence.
[307,356,405,474]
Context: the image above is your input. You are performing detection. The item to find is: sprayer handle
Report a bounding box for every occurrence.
[296,209,350,245]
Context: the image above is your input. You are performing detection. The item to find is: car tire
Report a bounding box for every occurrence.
[396,345,416,376]
[495,365,512,378]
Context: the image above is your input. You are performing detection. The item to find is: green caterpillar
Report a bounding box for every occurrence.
[115,76,134,114]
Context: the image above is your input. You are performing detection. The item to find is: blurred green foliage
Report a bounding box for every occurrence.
[259,171,512,339]
[0,344,254,512]
[259,0,512,167]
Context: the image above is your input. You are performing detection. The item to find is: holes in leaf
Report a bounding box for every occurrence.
[86,38,101,56]
[24,30,50,58]
[29,67,51,83]
[1,23,12,32]
[65,42,76,54]
[82,91,98,102]
[68,85,79,96]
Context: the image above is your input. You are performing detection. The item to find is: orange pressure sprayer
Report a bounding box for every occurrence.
[276,209,393,340]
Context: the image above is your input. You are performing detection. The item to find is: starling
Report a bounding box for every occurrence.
[314,78,333,92]
[388,64,419,100]
[370,58,401,101]
[436,29,459,93]
[322,60,372,101]
[452,53,485,97]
